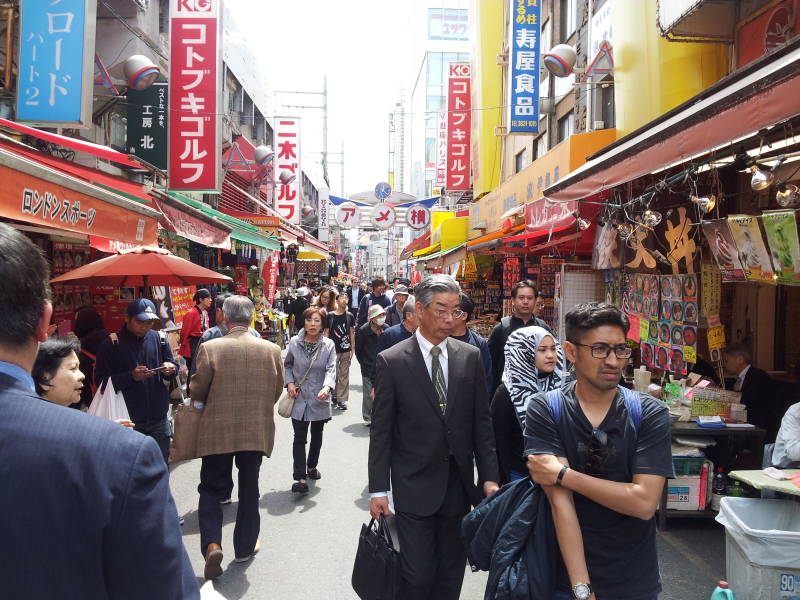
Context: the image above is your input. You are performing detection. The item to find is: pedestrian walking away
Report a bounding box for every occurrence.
[0,223,198,598]
[284,306,337,495]
[355,303,388,425]
[525,302,673,600]
[189,295,284,580]
[369,274,499,600]
[327,292,356,410]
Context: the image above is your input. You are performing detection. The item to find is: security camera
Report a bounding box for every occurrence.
[123,55,160,91]
[543,44,577,78]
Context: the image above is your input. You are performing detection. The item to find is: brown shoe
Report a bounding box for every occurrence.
[204,543,224,579]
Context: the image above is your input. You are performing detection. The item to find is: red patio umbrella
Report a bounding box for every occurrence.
[49,246,232,287]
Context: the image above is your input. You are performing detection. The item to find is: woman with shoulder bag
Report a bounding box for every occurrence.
[284,306,337,495]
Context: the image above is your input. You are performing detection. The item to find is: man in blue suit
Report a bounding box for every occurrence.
[0,224,198,599]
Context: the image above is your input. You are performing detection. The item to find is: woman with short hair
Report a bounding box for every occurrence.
[32,338,85,407]
[179,288,212,383]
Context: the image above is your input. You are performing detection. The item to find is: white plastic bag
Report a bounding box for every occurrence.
[88,378,131,422]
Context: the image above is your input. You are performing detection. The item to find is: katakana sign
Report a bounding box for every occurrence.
[507,0,541,134]
[406,203,432,230]
[274,117,301,224]
[127,83,168,171]
[436,111,447,186]
[168,0,222,192]
[446,62,471,191]
[371,204,396,230]
[17,0,96,127]
[335,201,360,229]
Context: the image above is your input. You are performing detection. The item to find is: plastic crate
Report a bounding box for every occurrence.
[672,456,707,476]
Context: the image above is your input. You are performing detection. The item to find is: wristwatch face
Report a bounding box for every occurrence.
[573,583,591,600]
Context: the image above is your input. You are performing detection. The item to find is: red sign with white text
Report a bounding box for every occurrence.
[274,117,301,224]
[446,62,471,191]
[168,0,221,192]
[262,251,280,305]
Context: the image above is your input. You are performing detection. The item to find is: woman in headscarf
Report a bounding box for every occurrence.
[490,325,566,484]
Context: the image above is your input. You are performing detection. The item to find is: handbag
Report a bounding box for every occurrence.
[277,343,322,418]
[88,378,130,422]
[168,402,203,463]
[352,515,402,600]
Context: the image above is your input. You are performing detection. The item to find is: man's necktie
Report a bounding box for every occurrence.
[430,346,447,415]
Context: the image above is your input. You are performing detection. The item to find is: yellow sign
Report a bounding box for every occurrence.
[707,326,726,351]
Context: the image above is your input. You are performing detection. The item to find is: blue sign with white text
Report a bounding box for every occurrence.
[17,0,91,125]
[508,0,542,134]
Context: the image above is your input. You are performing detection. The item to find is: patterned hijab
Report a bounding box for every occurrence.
[501,326,566,430]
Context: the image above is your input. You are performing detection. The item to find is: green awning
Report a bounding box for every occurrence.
[229,226,280,250]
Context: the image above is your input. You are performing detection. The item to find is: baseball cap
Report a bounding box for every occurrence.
[368,304,387,320]
[126,298,159,322]
[394,285,409,296]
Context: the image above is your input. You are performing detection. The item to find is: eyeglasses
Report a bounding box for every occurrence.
[430,308,465,320]
[573,342,633,359]
[586,428,609,474]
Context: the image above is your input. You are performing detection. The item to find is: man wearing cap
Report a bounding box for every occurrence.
[95,298,178,462]
[355,304,388,426]
[385,284,411,327]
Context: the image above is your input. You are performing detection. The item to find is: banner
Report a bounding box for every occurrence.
[274,117,301,224]
[168,0,222,192]
[318,188,330,243]
[701,219,746,282]
[445,62,471,191]
[727,214,775,284]
[507,0,541,134]
[153,199,231,249]
[17,0,95,127]
[262,251,280,305]
[436,111,447,186]
[127,83,168,171]
[761,210,800,286]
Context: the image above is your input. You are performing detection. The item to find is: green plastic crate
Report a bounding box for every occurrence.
[672,456,707,476]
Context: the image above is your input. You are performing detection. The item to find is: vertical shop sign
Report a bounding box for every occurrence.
[17,0,95,127]
[446,62,471,191]
[727,215,775,284]
[318,188,330,243]
[761,210,800,286]
[262,251,280,305]
[127,83,168,171]
[170,286,196,324]
[507,0,541,134]
[436,111,447,186]
[168,0,222,192]
[274,117,301,224]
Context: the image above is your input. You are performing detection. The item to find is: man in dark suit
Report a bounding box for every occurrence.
[0,224,198,598]
[369,274,500,599]
[723,343,778,440]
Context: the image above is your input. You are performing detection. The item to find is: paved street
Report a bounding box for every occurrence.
[169,358,728,599]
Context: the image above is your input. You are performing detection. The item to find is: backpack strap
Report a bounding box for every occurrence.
[619,385,643,433]
[545,388,563,426]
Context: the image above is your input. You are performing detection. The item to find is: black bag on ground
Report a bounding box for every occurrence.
[352,515,402,600]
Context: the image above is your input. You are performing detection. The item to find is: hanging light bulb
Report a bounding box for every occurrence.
[750,165,775,191]
[642,209,662,227]
[573,212,591,231]
[691,194,716,214]
[776,183,800,208]
[617,223,635,240]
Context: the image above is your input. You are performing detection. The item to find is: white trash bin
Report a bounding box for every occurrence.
[715,497,800,600]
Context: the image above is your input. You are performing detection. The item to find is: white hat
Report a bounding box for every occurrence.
[368,304,386,320]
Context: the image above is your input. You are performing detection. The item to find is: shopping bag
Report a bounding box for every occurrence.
[88,378,130,422]
[351,515,402,600]
[168,402,203,463]
[276,390,294,418]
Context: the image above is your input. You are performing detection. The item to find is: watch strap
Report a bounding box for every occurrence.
[556,465,568,486]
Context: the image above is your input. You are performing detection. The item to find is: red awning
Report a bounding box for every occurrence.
[0,140,151,203]
[0,118,144,170]
[500,198,600,255]
[400,231,431,261]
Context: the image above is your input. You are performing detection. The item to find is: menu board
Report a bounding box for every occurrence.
[691,387,741,417]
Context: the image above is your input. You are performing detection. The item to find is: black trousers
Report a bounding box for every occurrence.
[291,418,325,480]
[394,458,471,600]
[198,451,262,559]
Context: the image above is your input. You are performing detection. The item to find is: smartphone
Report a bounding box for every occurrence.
[146,365,168,373]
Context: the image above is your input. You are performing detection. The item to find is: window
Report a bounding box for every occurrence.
[557,113,574,142]
[600,79,615,129]
[427,52,443,84]
[515,149,527,173]
[560,0,577,40]
[537,132,548,157]
[425,138,436,166]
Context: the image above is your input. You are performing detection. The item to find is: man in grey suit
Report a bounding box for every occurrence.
[369,274,500,600]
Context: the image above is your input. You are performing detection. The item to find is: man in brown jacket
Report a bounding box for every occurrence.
[189,295,284,580]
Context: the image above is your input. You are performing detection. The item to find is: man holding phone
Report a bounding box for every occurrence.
[95,298,178,462]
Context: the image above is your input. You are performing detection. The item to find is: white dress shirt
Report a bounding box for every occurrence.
[773,403,800,468]
[734,364,751,392]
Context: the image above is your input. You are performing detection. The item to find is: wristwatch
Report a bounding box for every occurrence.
[572,582,592,600]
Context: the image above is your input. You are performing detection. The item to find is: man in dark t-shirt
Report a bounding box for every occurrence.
[524,302,673,600]
[327,292,356,410]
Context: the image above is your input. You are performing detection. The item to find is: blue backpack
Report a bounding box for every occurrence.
[545,386,643,434]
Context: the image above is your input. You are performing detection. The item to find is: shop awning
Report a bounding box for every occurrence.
[498,198,600,255]
[467,224,525,249]
[400,231,431,261]
[413,242,441,257]
[151,195,232,250]
[0,146,160,245]
[545,38,800,202]
[297,250,328,260]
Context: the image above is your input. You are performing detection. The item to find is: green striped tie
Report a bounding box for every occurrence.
[430,346,447,414]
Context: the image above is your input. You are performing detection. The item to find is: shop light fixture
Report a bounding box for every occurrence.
[617,223,635,240]
[691,194,716,213]
[750,165,775,191]
[776,183,800,208]
[642,209,663,227]
[573,212,591,231]
[254,145,275,166]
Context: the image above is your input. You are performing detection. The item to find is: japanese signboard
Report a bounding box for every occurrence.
[274,117,302,224]
[727,214,775,284]
[335,201,359,229]
[17,0,96,127]
[127,83,168,171]
[406,203,432,230]
[436,111,447,187]
[370,204,396,230]
[507,0,541,134]
[446,62,471,191]
[168,0,222,192]
[318,187,330,243]
[262,251,280,305]
[3,164,157,244]
[761,210,800,286]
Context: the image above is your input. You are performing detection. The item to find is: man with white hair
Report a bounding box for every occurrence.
[190,296,284,580]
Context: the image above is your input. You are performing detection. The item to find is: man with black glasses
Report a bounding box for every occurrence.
[524,303,673,600]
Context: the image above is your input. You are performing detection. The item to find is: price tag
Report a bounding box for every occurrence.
[708,326,726,350]
[684,345,697,363]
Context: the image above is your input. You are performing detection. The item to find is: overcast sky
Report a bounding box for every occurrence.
[225,1,423,198]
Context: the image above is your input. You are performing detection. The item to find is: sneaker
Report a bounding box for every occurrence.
[291,480,309,494]
[234,539,261,563]
[339,403,348,410]
[363,420,371,427]
[307,468,322,480]
[219,497,232,505]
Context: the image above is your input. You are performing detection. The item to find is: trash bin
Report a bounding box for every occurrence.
[715,497,800,600]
